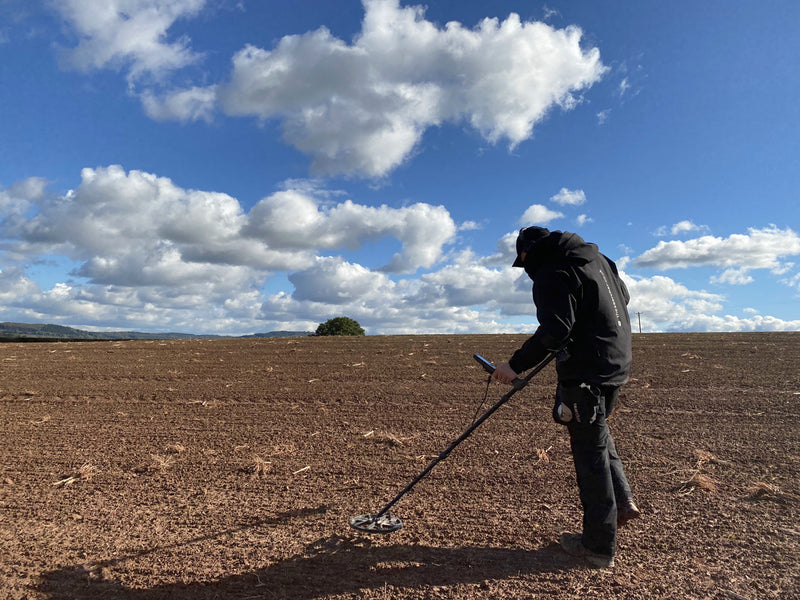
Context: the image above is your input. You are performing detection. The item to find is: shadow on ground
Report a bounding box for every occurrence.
[37,532,572,599]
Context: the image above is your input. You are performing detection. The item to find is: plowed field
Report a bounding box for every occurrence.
[1,333,798,599]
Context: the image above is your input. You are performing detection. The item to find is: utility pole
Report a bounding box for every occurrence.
[636,312,642,334]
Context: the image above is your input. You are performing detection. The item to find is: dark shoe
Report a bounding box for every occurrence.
[617,500,641,528]
[559,532,615,568]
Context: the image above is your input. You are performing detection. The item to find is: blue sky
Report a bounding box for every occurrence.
[0,0,798,335]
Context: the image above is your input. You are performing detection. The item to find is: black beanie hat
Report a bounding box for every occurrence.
[512,226,550,267]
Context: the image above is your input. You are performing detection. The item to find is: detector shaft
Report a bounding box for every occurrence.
[372,351,557,520]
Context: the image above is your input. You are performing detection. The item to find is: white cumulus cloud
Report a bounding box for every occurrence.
[0,165,463,332]
[246,191,456,274]
[654,220,711,237]
[210,0,605,177]
[50,0,606,177]
[261,252,533,335]
[9,165,457,280]
[550,187,586,206]
[289,256,397,305]
[519,204,564,225]
[622,271,800,332]
[0,177,47,220]
[634,226,800,275]
[710,268,754,286]
[54,0,207,82]
[141,85,217,122]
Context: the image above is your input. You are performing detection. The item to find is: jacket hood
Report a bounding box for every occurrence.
[522,231,598,277]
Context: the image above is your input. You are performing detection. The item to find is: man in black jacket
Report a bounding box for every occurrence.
[493,226,639,568]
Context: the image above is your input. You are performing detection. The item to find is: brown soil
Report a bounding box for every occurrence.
[1,332,798,599]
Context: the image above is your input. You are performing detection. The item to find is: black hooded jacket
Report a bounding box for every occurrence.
[508,231,632,386]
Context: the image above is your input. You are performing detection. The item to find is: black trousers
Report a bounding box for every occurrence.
[558,382,632,557]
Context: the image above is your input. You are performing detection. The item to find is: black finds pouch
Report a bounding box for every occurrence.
[552,382,603,425]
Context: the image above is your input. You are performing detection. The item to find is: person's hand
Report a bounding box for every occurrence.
[492,361,518,385]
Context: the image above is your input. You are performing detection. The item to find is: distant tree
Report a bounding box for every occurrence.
[315,317,365,336]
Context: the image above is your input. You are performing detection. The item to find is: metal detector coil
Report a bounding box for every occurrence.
[349,513,403,534]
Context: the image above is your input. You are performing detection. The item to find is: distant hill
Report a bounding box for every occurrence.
[0,322,311,342]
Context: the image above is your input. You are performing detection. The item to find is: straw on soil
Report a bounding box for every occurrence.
[150,454,174,472]
[746,481,779,499]
[678,471,719,495]
[52,462,97,487]
[694,449,732,467]
[674,450,725,495]
[535,446,552,464]
[242,454,272,477]
[271,442,297,456]
[744,481,799,503]
[165,443,186,454]
[369,431,405,446]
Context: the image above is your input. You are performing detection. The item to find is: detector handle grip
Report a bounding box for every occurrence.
[473,354,527,390]
[473,353,496,374]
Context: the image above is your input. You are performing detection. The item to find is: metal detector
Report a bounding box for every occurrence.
[349,350,557,534]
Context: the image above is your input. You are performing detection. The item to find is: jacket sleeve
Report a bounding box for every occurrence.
[508,267,576,373]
